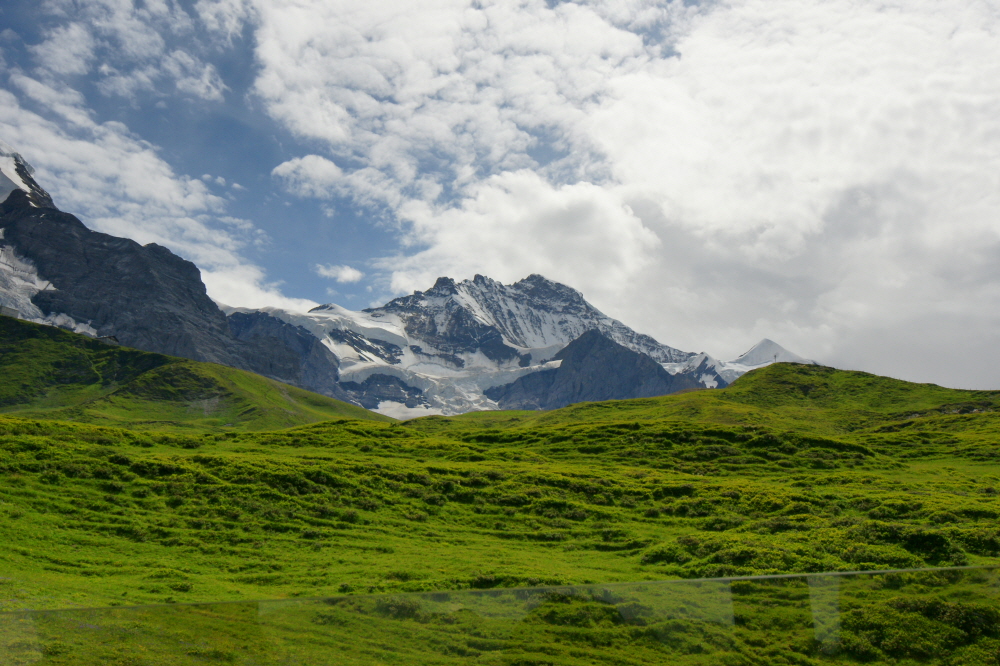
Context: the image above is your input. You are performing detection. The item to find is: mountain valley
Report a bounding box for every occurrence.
[1,143,999,665]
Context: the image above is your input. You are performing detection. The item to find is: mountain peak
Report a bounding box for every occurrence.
[430,276,457,293]
[0,140,56,209]
[730,338,810,367]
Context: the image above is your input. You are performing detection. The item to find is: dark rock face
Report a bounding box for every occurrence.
[0,190,351,404]
[485,330,704,410]
[2,190,245,366]
[340,374,429,410]
[227,311,349,401]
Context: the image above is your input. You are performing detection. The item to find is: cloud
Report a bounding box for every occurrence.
[260,0,1000,388]
[28,0,225,102]
[316,264,364,283]
[202,263,319,311]
[0,79,305,311]
[29,23,95,76]
[384,170,659,302]
[272,155,343,198]
[163,50,228,101]
[195,0,257,40]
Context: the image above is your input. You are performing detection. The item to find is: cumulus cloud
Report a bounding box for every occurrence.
[316,264,364,283]
[384,170,659,302]
[272,155,343,198]
[10,0,1000,388]
[261,0,1000,388]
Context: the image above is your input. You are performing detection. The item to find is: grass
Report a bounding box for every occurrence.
[7,568,999,665]
[0,316,391,431]
[1,318,1000,663]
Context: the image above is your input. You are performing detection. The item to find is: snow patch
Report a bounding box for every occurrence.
[374,401,445,420]
[730,338,808,366]
[42,312,98,337]
[0,140,38,207]
[0,244,49,319]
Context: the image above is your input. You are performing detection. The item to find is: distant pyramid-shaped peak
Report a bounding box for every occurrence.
[729,338,811,367]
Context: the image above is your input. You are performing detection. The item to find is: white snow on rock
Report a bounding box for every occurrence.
[0,140,38,206]
[225,274,704,414]
[712,339,817,383]
[373,401,446,419]
[731,338,808,366]
[0,237,99,336]
[0,241,49,319]
[225,277,823,415]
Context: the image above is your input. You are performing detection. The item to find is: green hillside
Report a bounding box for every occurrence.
[0,315,392,430]
[3,317,1000,662]
[1,357,998,617]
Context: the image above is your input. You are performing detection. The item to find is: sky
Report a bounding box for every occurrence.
[2,0,1000,389]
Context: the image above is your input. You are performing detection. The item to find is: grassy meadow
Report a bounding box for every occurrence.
[1,316,1000,663]
[0,315,390,431]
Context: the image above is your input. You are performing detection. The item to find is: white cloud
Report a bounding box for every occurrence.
[384,170,659,301]
[163,49,228,101]
[272,155,343,198]
[259,0,1000,388]
[29,0,225,102]
[316,264,364,283]
[202,263,318,311]
[29,23,95,76]
[0,80,304,311]
[195,0,257,40]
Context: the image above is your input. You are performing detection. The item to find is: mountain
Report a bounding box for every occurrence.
[713,338,816,384]
[229,275,734,416]
[484,330,703,410]
[0,156,353,403]
[0,140,55,209]
[1,141,813,416]
[0,314,390,429]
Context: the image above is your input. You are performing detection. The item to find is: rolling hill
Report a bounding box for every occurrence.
[0,315,392,431]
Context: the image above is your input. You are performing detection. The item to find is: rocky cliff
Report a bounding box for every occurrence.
[485,330,704,410]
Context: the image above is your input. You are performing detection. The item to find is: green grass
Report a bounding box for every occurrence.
[2,317,1000,663]
[0,316,391,431]
[7,568,999,665]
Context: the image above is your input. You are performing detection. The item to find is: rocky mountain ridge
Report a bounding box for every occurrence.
[0,143,814,416]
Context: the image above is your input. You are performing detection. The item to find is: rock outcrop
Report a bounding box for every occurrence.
[485,330,704,410]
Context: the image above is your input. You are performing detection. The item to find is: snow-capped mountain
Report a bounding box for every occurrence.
[0,141,55,209]
[226,274,734,416]
[714,338,816,384]
[1,140,817,417]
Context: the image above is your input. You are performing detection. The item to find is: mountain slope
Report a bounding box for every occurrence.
[240,275,731,415]
[485,330,703,409]
[0,141,809,416]
[0,362,997,619]
[0,182,354,403]
[0,314,391,430]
